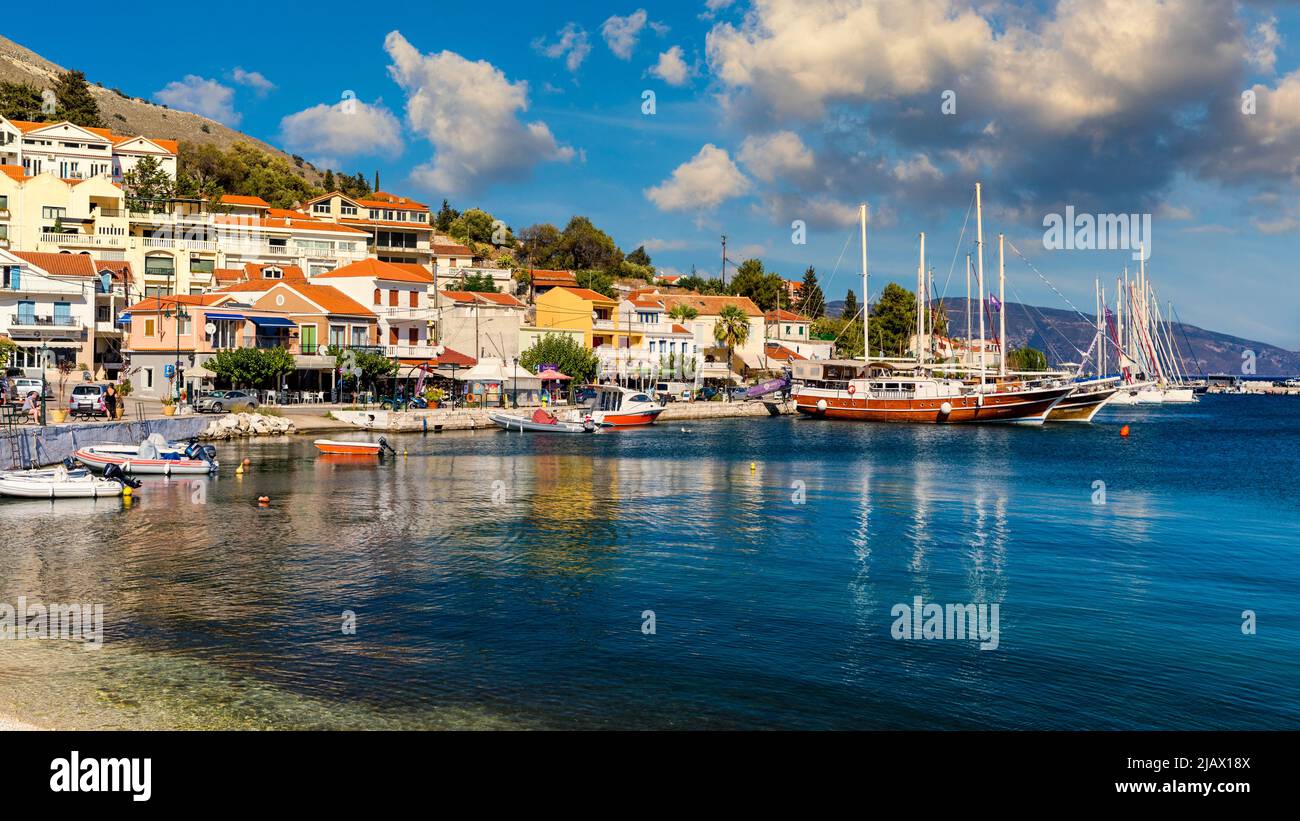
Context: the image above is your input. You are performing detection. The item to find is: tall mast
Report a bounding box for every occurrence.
[928,266,935,362]
[860,203,869,360]
[975,183,986,383]
[997,233,1006,377]
[1095,278,1103,377]
[917,232,925,363]
[965,255,971,366]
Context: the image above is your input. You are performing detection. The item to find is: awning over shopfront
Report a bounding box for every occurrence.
[248,316,295,328]
[205,312,245,321]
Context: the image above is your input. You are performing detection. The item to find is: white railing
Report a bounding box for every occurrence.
[379,306,432,320]
[42,232,126,247]
[388,345,437,358]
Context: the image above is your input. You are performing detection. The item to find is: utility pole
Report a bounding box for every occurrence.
[720,235,727,286]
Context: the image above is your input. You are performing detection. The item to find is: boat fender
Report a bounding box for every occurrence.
[939,402,953,416]
[816,399,828,412]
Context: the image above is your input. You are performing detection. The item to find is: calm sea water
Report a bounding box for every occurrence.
[1,395,1297,730]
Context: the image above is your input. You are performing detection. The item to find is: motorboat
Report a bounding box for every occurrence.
[562,385,665,427]
[490,408,595,433]
[75,434,218,475]
[314,437,397,456]
[0,462,141,499]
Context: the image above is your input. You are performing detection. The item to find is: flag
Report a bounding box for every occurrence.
[988,293,1001,312]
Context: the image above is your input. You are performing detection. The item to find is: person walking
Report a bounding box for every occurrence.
[104,384,118,420]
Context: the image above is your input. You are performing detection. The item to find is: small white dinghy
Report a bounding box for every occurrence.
[75,434,219,475]
[0,462,140,499]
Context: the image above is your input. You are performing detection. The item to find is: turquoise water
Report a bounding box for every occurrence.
[0,395,1297,729]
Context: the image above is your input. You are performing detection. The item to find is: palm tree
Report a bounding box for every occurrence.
[713,304,750,399]
[668,303,699,323]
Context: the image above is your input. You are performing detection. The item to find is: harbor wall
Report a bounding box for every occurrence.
[3,417,210,468]
[329,399,793,432]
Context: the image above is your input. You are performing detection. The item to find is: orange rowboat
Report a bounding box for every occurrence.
[313,438,395,456]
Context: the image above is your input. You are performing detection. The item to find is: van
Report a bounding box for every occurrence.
[654,381,692,403]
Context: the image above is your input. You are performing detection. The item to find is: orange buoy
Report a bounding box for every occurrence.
[242,458,252,467]
[1120,424,1131,437]
[257,495,270,506]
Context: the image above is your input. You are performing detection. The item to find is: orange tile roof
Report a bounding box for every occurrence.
[11,252,96,277]
[765,309,808,322]
[386,262,435,282]
[267,282,374,317]
[554,286,617,303]
[528,269,576,282]
[9,121,178,154]
[220,195,270,208]
[314,258,432,283]
[671,323,691,334]
[662,294,762,317]
[439,290,524,307]
[400,346,475,368]
[763,343,807,361]
[128,294,234,312]
[339,218,433,230]
[476,292,524,307]
[0,165,28,181]
[359,191,429,211]
[432,242,472,256]
[93,259,132,282]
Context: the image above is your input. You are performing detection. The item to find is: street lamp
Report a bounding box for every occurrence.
[512,356,519,408]
[163,300,189,405]
[38,341,49,426]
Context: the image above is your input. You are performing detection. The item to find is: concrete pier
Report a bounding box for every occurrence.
[329,399,794,432]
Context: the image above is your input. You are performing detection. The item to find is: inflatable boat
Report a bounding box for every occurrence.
[75,434,219,475]
[490,409,595,433]
[0,462,141,499]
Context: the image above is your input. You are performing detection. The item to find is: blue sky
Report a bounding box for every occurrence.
[19,0,1300,348]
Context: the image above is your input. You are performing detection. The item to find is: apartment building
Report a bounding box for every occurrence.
[658,294,766,380]
[313,258,435,360]
[0,118,178,183]
[764,308,833,361]
[0,249,96,374]
[304,190,434,267]
[436,289,527,361]
[616,293,697,380]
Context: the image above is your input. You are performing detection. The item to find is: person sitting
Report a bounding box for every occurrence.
[21,391,38,423]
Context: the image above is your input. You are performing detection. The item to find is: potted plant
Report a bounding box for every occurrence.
[425,387,446,408]
[115,379,132,419]
[161,396,176,416]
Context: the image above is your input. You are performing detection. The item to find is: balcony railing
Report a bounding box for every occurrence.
[11,314,80,327]
[378,306,430,320]
[40,232,127,247]
[388,345,436,358]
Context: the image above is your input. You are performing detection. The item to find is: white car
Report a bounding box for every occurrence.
[9,378,53,401]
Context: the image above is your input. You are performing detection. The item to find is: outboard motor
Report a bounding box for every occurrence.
[61,456,78,472]
[103,463,142,489]
[183,440,220,471]
[378,436,398,457]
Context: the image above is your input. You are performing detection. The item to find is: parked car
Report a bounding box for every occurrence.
[194,390,259,413]
[68,383,111,419]
[11,378,54,401]
[653,381,693,403]
[574,386,598,403]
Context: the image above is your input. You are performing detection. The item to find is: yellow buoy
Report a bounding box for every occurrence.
[235,465,244,475]
[121,486,132,497]
[750,461,756,472]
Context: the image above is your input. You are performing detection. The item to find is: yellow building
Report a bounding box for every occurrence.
[534,286,650,377]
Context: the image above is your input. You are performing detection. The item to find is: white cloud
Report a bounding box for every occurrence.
[534,23,592,72]
[758,192,861,229]
[640,238,691,252]
[646,144,750,211]
[891,154,942,183]
[230,67,275,96]
[602,10,649,60]
[1248,17,1281,74]
[649,46,694,86]
[153,75,239,126]
[738,131,813,182]
[385,31,575,193]
[279,99,403,169]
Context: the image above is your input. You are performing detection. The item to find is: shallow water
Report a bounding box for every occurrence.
[1,395,1297,729]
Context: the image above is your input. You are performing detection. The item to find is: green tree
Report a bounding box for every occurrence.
[795,266,826,319]
[454,271,501,293]
[869,282,917,357]
[518,223,561,268]
[554,216,623,271]
[435,199,459,232]
[322,169,336,192]
[841,289,859,320]
[208,347,295,389]
[52,71,104,128]
[612,259,654,282]
[676,275,727,295]
[338,172,371,200]
[519,333,599,384]
[332,348,398,392]
[1006,346,1049,371]
[811,315,864,359]
[0,335,18,368]
[727,258,785,312]
[123,156,176,205]
[667,304,699,322]
[574,269,617,299]
[712,304,751,392]
[0,81,46,121]
[626,245,652,267]
[448,208,497,244]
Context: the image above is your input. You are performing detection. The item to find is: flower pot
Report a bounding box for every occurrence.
[47,409,67,424]
[115,406,124,420]
[162,405,176,417]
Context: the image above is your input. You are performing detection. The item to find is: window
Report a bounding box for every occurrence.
[373,288,381,305]
[408,327,418,345]
[351,326,368,347]
[143,368,153,388]
[190,258,214,274]
[53,301,71,325]
[177,315,191,335]
[42,206,66,220]
[262,267,283,279]
[329,324,345,348]
[389,327,398,344]
[300,324,317,354]
[145,286,170,300]
[144,318,156,336]
[0,225,7,242]
[0,194,8,209]
[340,204,357,216]
[312,202,330,214]
[16,300,34,323]
[144,256,174,277]
[409,290,418,308]
[389,290,398,307]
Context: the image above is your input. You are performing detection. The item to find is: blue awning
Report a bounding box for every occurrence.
[206,312,246,321]
[249,316,296,328]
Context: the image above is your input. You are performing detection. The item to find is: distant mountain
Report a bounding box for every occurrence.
[0,35,322,185]
[823,297,1300,375]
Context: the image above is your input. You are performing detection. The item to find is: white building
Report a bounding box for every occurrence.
[0,249,97,374]
[0,118,177,182]
[437,289,527,361]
